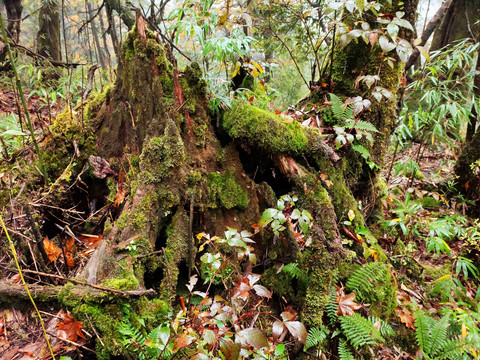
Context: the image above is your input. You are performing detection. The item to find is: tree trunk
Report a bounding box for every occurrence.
[36,0,62,62]
[432,0,480,211]
[0,0,22,65]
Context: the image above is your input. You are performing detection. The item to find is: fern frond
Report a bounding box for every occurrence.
[340,313,380,349]
[368,316,394,338]
[414,310,432,355]
[282,262,304,279]
[426,315,449,357]
[330,93,353,121]
[437,337,464,360]
[338,340,355,360]
[345,119,379,133]
[326,286,339,324]
[346,262,388,301]
[305,325,329,351]
[351,144,371,160]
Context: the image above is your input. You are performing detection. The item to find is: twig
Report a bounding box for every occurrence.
[269,25,309,89]
[85,313,104,347]
[6,268,156,296]
[46,331,96,354]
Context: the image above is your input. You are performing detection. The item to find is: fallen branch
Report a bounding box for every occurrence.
[5,268,156,297]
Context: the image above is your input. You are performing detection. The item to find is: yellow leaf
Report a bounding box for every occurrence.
[348,210,355,221]
[433,274,452,283]
[462,323,468,338]
[196,232,205,240]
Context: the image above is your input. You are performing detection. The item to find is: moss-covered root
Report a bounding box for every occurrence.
[223,104,309,156]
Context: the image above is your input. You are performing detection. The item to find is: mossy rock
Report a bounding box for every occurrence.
[422,196,441,210]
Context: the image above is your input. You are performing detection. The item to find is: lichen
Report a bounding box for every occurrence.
[223,104,309,155]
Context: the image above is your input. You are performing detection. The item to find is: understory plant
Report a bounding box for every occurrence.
[119,196,313,359]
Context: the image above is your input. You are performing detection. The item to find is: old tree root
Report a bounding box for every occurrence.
[0,15,396,358]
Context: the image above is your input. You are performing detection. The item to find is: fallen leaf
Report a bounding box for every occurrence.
[336,287,362,316]
[395,307,416,330]
[88,155,117,179]
[64,237,75,267]
[57,311,85,342]
[113,188,127,207]
[43,238,62,262]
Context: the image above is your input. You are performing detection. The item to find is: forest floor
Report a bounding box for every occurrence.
[0,87,476,359]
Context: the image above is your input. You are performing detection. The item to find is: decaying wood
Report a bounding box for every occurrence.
[4,268,156,300]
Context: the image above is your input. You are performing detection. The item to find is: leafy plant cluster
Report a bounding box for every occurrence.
[118,198,314,359]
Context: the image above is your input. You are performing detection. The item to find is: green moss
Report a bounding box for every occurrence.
[262,267,295,300]
[139,119,186,183]
[160,210,190,297]
[207,171,248,210]
[50,107,81,142]
[85,83,114,121]
[223,104,309,155]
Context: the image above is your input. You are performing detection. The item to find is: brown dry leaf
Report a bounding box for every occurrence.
[88,155,117,179]
[395,307,416,330]
[336,287,362,316]
[43,237,62,262]
[9,273,21,284]
[64,237,75,267]
[57,311,85,342]
[113,188,127,207]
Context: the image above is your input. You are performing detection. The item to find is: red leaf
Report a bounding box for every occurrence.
[284,321,307,345]
[43,238,61,263]
[57,311,85,342]
[236,328,269,349]
[336,287,362,316]
[173,331,195,351]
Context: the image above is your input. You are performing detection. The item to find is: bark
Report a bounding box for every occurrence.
[431,0,480,51]
[0,0,22,64]
[36,0,62,62]
[328,0,418,209]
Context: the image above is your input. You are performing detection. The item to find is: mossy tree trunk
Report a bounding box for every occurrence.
[428,0,480,211]
[36,0,62,62]
[9,4,416,357]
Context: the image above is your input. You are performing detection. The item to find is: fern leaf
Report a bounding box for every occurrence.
[326,286,339,324]
[437,337,464,360]
[346,262,388,301]
[340,313,379,349]
[368,316,394,338]
[338,339,356,360]
[351,144,371,160]
[305,326,329,351]
[345,119,379,133]
[282,263,303,279]
[426,315,449,357]
[414,310,431,355]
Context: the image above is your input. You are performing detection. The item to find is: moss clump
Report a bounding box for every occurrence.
[207,171,248,210]
[85,83,114,121]
[223,104,308,155]
[139,118,186,183]
[50,107,81,142]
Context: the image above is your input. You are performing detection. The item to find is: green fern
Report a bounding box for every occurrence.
[368,316,394,337]
[340,313,381,350]
[414,311,459,359]
[345,119,379,133]
[330,93,353,121]
[304,325,329,351]
[346,262,388,302]
[281,262,307,281]
[338,339,355,360]
[326,286,338,324]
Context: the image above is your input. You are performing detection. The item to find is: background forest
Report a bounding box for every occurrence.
[1,0,480,359]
